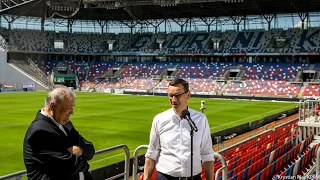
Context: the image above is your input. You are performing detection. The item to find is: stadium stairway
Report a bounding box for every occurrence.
[222,70,230,80]
[7,59,49,89]
[217,81,229,95]
[298,83,308,98]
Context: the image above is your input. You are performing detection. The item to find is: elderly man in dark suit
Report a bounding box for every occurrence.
[23,87,95,180]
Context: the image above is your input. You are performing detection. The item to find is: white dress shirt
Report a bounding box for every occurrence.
[145,108,214,177]
[40,109,67,136]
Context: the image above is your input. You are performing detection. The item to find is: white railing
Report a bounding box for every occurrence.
[28,58,47,79]
[132,145,228,180]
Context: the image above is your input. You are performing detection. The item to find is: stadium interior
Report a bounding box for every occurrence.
[1,0,320,180]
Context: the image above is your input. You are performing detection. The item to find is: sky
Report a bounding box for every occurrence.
[1,12,320,33]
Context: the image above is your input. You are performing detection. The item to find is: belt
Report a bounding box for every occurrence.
[158,172,201,180]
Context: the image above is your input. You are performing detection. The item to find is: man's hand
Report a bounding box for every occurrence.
[68,146,83,156]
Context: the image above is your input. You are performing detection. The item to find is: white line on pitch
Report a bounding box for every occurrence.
[90,149,140,164]
[210,106,295,130]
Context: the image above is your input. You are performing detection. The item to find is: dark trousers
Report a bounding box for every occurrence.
[156,172,201,180]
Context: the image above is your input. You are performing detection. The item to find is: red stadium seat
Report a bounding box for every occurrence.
[139,168,157,180]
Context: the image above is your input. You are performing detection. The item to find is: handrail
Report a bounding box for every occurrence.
[216,116,299,153]
[8,60,49,89]
[131,146,228,180]
[317,145,320,179]
[214,152,228,180]
[0,144,130,180]
[28,58,47,79]
[0,170,26,180]
[132,145,148,180]
[91,144,130,180]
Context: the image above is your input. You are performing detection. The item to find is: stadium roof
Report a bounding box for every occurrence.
[3,0,320,21]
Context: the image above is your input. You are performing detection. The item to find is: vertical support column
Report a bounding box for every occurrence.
[97,20,106,34]
[303,127,307,140]
[298,12,308,30]
[2,14,16,30]
[231,16,245,31]
[308,101,310,119]
[299,99,302,121]
[172,18,189,33]
[262,14,275,30]
[67,19,74,33]
[303,101,306,121]
[298,127,302,145]
[40,0,47,32]
[200,17,217,32]
[164,19,167,33]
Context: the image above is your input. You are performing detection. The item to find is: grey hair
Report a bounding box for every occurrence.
[44,86,75,107]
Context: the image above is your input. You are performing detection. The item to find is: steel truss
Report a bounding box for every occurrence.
[0,0,35,13]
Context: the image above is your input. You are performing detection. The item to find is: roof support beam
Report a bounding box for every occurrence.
[297,12,308,29]
[0,0,35,13]
[231,16,246,31]
[171,18,189,33]
[118,20,138,34]
[2,14,18,29]
[262,14,275,30]
[145,19,164,33]
[97,20,107,33]
[200,17,217,32]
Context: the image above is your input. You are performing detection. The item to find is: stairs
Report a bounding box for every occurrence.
[217,81,229,95]
[8,59,49,89]
[236,70,245,80]
[297,82,308,98]
[294,70,302,82]
[222,69,230,80]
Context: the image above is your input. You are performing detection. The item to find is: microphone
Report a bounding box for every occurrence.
[182,110,198,132]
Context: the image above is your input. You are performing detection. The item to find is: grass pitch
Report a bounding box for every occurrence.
[0,91,297,176]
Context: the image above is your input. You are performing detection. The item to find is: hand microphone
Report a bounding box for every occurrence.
[182,110,198,132]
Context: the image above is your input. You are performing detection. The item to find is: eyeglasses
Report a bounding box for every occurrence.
[168,91,188,99]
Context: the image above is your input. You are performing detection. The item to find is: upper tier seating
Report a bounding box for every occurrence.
[2,28,320,54]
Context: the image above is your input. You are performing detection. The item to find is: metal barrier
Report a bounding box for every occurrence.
[0,170,26,180]
[95,144,130,180]
[131,146,228,180]
[0,144,130,180]
[216,116,299,153]
[317,145,320,179]
[214,152,228,180]
[132,145,148,180]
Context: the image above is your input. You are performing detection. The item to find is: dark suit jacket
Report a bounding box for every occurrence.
[23,111,95,180]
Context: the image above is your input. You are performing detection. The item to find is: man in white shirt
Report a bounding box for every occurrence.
[144,78,214,180]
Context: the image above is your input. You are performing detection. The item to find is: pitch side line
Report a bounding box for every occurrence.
[210,106,296,130]
[90,149,139,164]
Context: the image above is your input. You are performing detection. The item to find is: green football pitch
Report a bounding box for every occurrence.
[0,91,298,176]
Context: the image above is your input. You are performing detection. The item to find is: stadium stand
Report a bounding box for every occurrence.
[223,80,302,97]
[5,27,320,97]
[1,29,320,54]
[240,63,308,81]
[125,78,159,92]
[303,84,320,97]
